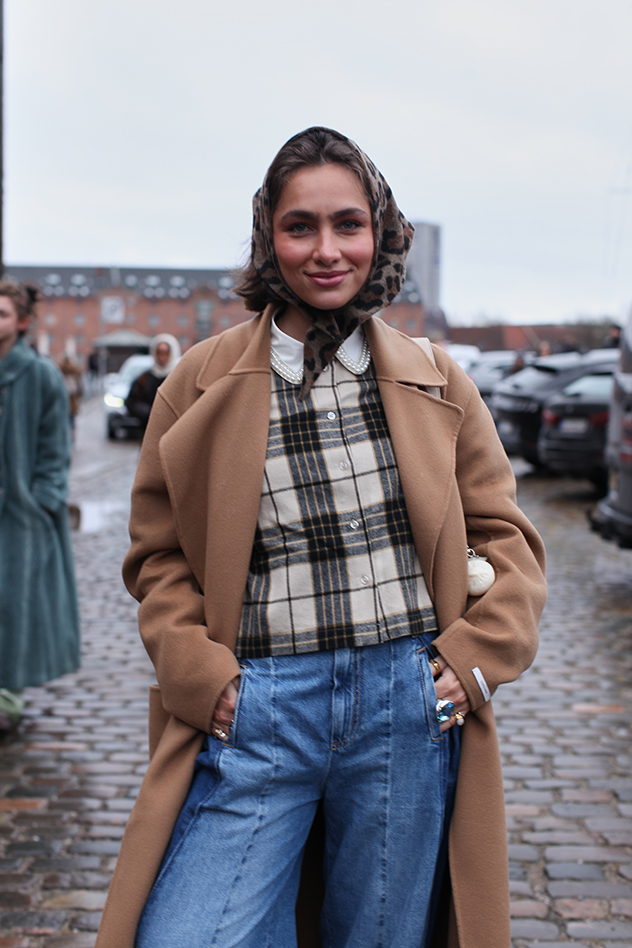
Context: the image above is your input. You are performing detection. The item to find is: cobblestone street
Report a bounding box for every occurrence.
[1,398,631,947]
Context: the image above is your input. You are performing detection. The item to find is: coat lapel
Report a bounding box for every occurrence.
[365,318,465,601]
[158,313,273,640]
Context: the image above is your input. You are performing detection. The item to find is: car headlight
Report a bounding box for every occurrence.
[104,394,125,408]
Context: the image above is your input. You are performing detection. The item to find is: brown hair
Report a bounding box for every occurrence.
[234,127,375,312]
[0,280,39,334]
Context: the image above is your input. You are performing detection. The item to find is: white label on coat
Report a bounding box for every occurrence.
[472,666,491,702]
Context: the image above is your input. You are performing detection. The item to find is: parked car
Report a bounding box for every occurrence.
[467,350,529,411]
[103,354,154,440]
[537,370,614,490]
[491,349,619,465]
[590,311,632,546]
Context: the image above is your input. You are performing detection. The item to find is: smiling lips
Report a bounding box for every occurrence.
[305,270,350,288]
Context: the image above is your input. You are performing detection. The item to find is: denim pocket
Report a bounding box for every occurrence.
[225,663,248,749]
[415,644,443,743]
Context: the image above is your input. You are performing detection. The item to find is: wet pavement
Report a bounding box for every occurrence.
[0,398,631,947]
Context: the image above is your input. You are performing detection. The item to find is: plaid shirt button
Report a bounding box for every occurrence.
[349,520,360,530]
[360,575,371,586]
[339,461,349,471]
[327,411,336,420]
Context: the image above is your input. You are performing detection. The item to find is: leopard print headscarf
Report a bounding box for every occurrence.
[251,127,414,398]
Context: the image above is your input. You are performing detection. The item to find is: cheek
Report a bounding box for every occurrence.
[273,236,306,276]
[355,234,375,277]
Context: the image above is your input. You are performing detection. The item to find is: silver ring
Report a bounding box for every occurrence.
[211,726,228,742]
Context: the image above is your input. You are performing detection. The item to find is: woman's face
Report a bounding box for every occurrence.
[272,163,374,311]
[0,296,28,359]
[155,343,171,367]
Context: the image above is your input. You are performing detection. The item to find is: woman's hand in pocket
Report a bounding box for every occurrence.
[430,657,470,732]
[210,676,240,741]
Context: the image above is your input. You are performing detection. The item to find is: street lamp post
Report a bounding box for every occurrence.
[0,0,4,276]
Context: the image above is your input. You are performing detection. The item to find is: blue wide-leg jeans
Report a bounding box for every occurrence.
[135,633,460,948]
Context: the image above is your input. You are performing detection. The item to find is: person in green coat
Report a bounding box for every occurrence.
[0,281,80,733]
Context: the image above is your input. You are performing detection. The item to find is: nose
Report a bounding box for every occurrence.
[313,227,341,266]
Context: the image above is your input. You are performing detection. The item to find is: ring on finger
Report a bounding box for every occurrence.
[429,658,441,676]
[211,726,229,742]
[436,699,455,723]
[454,711,465,727]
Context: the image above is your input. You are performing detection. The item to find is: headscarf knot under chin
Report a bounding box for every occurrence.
[251,130,414,397]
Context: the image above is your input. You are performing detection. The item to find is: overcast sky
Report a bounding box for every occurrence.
[6,0,632,325]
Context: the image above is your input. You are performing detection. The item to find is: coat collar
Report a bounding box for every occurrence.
[194,306,449,394]
[195,308,272,393]
[0,337,37,386]
[365,316,447,388]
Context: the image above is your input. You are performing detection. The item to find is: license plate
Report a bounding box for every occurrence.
[559,417,589,435]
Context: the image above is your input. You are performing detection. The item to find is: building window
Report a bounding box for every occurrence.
[406,318,416,332]
[45,312,57,327]
[149,314,159,328]
[179,334,188,349]
[178,313,188,326]
[220,314,231,328]
[389,318,398,328]
[75,333,84,346]
[74,313,85,326]
[126,312,136,324]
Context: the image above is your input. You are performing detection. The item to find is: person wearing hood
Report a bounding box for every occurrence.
[96,129,546,948]
[124,333,181,430]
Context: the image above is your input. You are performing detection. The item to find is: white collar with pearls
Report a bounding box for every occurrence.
[270,314,369,385]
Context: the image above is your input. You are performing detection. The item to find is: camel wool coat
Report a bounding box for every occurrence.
[96,307,546,948]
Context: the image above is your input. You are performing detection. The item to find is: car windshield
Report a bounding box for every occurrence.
[561,373,614,400]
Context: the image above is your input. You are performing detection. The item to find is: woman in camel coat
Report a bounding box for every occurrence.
[96,128,546,948]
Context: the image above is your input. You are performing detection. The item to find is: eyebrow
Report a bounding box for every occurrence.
[278,207,370,224]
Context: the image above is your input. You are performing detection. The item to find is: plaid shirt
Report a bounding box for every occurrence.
[236,345,437,657]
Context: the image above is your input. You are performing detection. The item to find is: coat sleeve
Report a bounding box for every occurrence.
[431,356,547,712]
[122,389,242,734]
[31,362,71,514]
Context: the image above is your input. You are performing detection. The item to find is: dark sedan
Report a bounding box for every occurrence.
[491,349,619,465]
[537,371,614,489]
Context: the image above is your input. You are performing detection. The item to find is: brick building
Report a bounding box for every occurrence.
[5,265,431,366]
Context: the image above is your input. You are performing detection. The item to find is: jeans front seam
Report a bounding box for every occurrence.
[210,658,281,947]
[331,649,361,750]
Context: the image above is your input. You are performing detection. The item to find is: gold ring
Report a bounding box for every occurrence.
[429,658,441,675]
[454,712,465,726]
[211,726,228,741]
